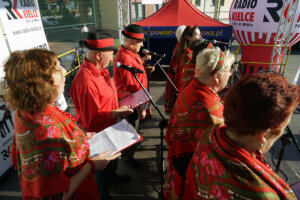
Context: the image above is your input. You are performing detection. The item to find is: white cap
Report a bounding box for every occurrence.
[175,25,187,42]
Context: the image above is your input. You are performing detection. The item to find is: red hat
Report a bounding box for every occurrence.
[83,29,118,51]
[122,24,145,41]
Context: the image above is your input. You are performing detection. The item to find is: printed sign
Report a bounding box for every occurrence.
[0,28,10,80]
[142,26,232,40]
[229,0,300,46]
[0,0,48,51]
[142,0,163,4]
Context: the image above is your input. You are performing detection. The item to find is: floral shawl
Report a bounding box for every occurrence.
[164,78,224,199]
[178,48,195,91]
[11,105,98,199]
[165,77,224,160]
[184,124,297,200]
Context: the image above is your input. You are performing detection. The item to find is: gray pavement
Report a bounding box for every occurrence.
[0,41,299,199]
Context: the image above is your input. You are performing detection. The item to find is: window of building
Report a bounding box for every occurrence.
[211,0,224,6]
[132,3,145,22]
[195,0,201,6]
[154,4,163,12]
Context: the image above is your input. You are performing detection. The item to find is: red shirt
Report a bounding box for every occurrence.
[113,46,148,99]
[70,59,118,132]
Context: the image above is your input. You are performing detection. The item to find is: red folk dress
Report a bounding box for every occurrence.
[113,46,148,99]
[164,78,224,199]
[184,124,297,200]
[164,42,179,113]
[11,105,99,199]
[174,48,195,93]
[70,59,119,132]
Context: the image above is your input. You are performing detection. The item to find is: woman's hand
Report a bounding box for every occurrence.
[91,151,121,170]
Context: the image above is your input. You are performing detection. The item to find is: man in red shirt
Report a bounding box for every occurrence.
[113,24,154,166]
[71,29,133,200]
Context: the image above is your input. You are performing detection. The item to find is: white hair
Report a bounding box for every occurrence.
[196,47,235,82]
[175,25,186,42]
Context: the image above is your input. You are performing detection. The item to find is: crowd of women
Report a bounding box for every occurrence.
[2,24,299,199]
[163,25,300,200]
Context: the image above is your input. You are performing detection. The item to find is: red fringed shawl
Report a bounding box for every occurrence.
[184,124,296,200]
[11,105,98,199]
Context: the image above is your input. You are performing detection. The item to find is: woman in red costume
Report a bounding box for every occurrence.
[184,73,299,200]
[164,25,186,113]
[174,25,202,92]
[164,47,235,199]
[4,49,120,199]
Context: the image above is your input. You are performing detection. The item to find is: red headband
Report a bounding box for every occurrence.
[209,51,225,76]
[86,38,114,48]
[124,30,144,40]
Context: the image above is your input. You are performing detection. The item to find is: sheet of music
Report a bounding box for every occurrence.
[88,119,142,156]
[119,89,151,109]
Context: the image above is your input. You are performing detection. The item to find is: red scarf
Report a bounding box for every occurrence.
[184,124,296,200]
[12,105,98,199]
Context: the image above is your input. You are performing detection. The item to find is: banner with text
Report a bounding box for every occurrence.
[142,0,163,4]
[142,26,233,40]
[229,0,300,46]
[0,28,10,80]
[0,0,48,51]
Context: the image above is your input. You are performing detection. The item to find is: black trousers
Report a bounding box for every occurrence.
[95,159,118,200]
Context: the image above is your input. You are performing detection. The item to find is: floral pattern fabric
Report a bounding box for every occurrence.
[164,78,224,199]
[183,124,297,200]
[174,48,194,92]
[11,105,98,199]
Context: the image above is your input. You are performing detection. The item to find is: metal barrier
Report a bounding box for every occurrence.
[58,47,85,101]
[233,43,292,76]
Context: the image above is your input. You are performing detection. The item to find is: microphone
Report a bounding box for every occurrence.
[203,39,228,45]
[142,49,165,58]
[115,62,144,74]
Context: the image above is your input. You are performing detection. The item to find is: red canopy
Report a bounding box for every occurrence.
[136,0,230,27]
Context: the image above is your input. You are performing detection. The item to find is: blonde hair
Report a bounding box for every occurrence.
[196,48,235,82]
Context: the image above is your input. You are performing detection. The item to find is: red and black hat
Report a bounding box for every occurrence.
[83,29,118,51]
[122,24,145,41]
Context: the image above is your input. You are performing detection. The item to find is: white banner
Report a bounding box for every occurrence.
[229,0,300,46]
[142,0,163,4]
[0,28,10,80]
[0,0,48,51]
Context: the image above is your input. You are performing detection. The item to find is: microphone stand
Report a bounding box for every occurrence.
[275,125,300,173]
[130,71,167,199]
[154,55,178,93]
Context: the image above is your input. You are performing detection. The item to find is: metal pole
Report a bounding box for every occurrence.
[92,0,97,28]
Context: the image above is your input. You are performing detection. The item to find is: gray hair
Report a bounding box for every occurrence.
[122,36,136,47]
[196,47,235,82]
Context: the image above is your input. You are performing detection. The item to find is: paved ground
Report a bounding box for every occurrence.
[0,41,299,199]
